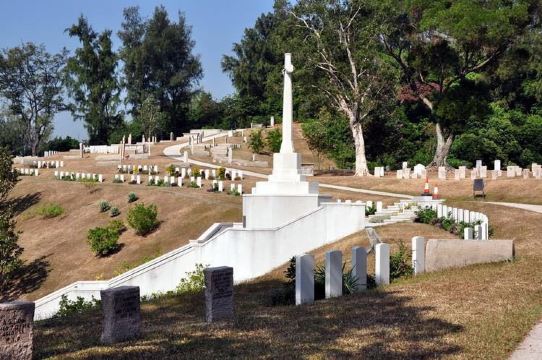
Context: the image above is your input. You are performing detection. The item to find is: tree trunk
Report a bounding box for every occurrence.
[429,122,453,168]
[351,122,370,176]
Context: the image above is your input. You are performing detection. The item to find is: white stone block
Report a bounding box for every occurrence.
[325,250,342,298]
[437,204,443,218]
[464,227,474,240]
[375,243,390,286]
[137,175,141,185]
[376,201,383,212]
[218,181,223,192]
[295,254,314,305]
[237,184,243,194]
[98,175,103,183]
[351,246,367,291]
[412,236,425,275]
[474,225,483,240]
[196,177,202,188]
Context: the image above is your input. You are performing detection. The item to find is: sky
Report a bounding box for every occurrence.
[0,0,275,139]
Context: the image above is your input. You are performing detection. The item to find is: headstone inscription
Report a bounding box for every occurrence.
[0,301,35,360]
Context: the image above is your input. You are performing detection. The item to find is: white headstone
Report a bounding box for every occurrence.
[464,227,474,240]
[375,243,390,286]
[412,236,425,275]
[325,250,342,298]
[351,246,367,292]
[295,254,314,305]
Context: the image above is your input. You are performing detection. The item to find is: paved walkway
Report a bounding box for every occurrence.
[510,322,542,359]
[486,202,542,214]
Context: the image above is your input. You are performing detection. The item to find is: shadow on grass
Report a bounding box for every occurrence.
[1,255,50,302]
[5,192,42,216]
[34,279,463,359]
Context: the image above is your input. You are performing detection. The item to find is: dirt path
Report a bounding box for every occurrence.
[486,202,542,214]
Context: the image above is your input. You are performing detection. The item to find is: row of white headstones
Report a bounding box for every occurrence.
[33,160,64,169]
[384,161,542,180]
[54,170,244,193]
[437,204,489,240]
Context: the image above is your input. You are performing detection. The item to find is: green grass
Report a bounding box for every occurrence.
[36,203,64,218]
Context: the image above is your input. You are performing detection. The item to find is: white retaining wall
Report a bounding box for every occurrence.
[34,202,364,320]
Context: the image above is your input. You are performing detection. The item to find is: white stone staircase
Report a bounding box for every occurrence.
[366,201,419,227]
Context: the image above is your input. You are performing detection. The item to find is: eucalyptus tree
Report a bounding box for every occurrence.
[0,43,67,156]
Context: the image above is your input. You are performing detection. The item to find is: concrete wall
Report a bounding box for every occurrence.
[34,202,365,321]
[424,239,514,272]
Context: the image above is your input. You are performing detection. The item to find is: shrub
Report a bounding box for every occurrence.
[365,204,377,216]
[128,192,138,203]
[248,129,265,154]
[127,203,159,236]
[390,241,413,281]
[110,207,120,217]
[217,167,226,180]
[228,189,240,196]
[415,208,437,224]
[166,164,176,176]
[176,263,208,294]
[108,219,126,234]
[112,178,123,184]
[99,200,111,213]
[191,166,201,177]
[266,128,282,153]
[55,294,100,318]
[37,203,64,218]
[87,226,119,256]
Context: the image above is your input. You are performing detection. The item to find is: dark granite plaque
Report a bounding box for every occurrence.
[0,301,35,360]
[100,286,141,344]
[204,266,234,322]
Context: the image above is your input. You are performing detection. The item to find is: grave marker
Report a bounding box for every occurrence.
[295,254,314,305]
[412,236,425,274]
[352,246,367,291]
[375,243,390,285]
[0,301,35,360]
[100,286,141,344]
[325,250,342,298]
[204,266,234,322]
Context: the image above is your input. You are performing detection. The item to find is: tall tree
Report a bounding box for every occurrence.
[380,0,540,167]
[0,146,22,293]
[65,16,122,145]
[137,95,166,139]
[290,0,396,175]
[0,43,66,156]
[119,6,202,135]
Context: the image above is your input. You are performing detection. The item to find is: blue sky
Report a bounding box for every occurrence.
[0,0,275,139]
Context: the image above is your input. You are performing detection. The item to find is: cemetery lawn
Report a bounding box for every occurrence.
[34,208,542,359]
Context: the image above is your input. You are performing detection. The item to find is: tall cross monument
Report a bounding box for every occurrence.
[244,53,320,228]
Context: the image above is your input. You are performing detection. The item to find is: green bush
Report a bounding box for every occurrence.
[248,129,265,154]
[108,219,126,234]
[365,204,377,216]
[266,128,282,153]
[37,203,64,218]
[217,167,226,180]
[99,200,111,213]
[110,207,120,217]
[55,294,100,318]
[176,263,208,294]
[127,203,159,236]
[191,166,201,177]
[390,241,413,281]
[166,164,176,176]
[87,226,120,256]
[128,192,138,203]
[415,208,437,224]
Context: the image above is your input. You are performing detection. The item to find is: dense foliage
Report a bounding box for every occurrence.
[127,203,159,236]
